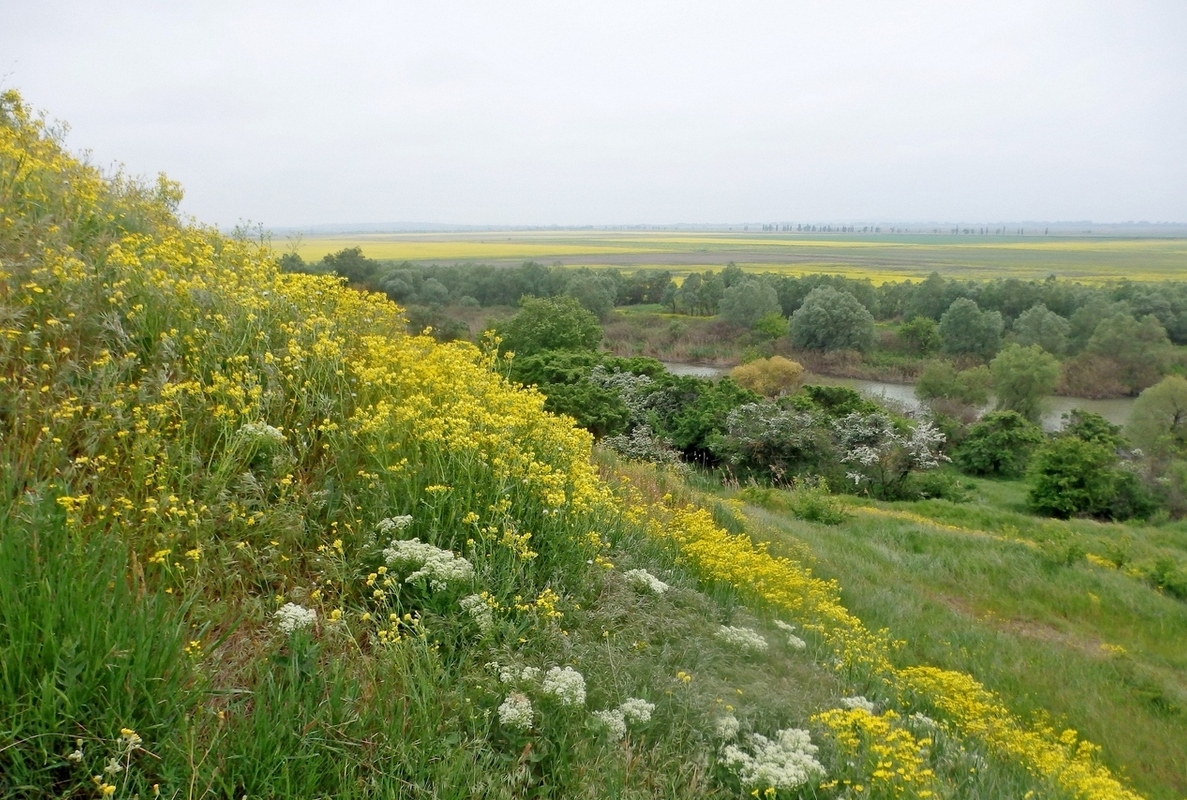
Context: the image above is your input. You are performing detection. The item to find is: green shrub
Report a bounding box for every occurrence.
[954,411,1046,478]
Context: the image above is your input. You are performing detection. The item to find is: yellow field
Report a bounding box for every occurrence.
[287,230,1187,283]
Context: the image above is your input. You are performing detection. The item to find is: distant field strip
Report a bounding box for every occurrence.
[290,232,1187,282]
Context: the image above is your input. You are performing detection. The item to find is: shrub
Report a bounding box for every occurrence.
[496,295,602,356]
[954,411,1045,478]
[729,356,805,398]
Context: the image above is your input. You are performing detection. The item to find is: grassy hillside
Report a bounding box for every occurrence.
[0,91,1159,799]
[728,477,1187,799]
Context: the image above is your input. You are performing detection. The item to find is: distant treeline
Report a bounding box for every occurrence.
[281,248,1187,343]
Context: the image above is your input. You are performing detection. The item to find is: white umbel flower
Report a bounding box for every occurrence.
[618,698,655,724]
[275,603,316,634]
[840,695,876,713]
[383,538,473,591]
[715,713,741,739]
[541,666,586,707]
[592,708,627,739]
[721,728,825,792]
[459,594,494,632]
[715,625,768,653]
[624,568,670,594]
[376,515,413,535]
[497,693,533,730]
[773,620,808,650]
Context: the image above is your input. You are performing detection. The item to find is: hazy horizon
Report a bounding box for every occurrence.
[5,1,1186,228]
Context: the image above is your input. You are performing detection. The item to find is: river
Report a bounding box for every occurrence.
[659,362,1136,432]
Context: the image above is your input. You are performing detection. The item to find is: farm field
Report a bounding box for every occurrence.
[288,230,1187,283]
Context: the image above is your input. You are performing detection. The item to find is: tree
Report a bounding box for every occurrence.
[938,298,1003,358]
[1127,376,1187,459]
[321,247,379,285]
[711,402,831,482]
[719,279,782,329]
[729,356,804,398]
[496,296,602,357]
[953,411,1045,477]
[990,344,1060,424]
[915,361,992,407]
[565,274,618,321]
[1027,437,1121,518]
[788,286,876,352]
[899,317,941,354]
[1011,303,1070,355]
[1086,312,1171,394]
[833,412,948,500]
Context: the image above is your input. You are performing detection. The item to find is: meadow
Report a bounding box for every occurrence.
[0,90,1174,800]
[288,230,1187,283]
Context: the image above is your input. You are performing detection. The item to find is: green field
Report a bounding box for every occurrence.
[288,231,1187,283]
[724,476,1187,800]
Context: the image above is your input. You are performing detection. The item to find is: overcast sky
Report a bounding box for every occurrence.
[4,1,1186,227]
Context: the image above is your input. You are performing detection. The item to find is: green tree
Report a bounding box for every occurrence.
[496,296,602,357]
[565,274,617,321]
[915,361,992,407]
[938,298,1003,358]
[1127,376,1187,459]
[788,286,876,352]
[1011,303,1070,355]
[1086,312,1171,394]
[1027,437,1118,518]
[990,344,1060,424]
[899,316,941,354]
[954,411,1045,477]
[719,279,782,329]
[321,247,379,286]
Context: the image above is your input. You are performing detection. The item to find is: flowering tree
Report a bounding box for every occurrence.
[833,412,948,499]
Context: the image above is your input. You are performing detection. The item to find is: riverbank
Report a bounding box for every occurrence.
[661,361,1136,431]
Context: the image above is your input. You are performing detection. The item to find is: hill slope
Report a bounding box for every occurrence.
[0,91,1149,800]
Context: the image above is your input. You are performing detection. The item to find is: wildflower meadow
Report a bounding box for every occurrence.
[0,91,1151,799]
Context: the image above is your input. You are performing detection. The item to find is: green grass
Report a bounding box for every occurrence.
[728,478,1187,800]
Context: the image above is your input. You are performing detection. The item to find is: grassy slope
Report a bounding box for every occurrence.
[731,477,1187,800]
[1,91,1160,800]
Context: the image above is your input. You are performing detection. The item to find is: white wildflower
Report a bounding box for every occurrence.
[623,568,669,594]
[459,594,494,632]
[773,621,808,650]
[497,693,534,730]
[715,625,769,653]
[840,695,876,713]
[619,698,655,725]
[376,515,413,535]
[541,666,586,707]
[592,708,627,739]
[715,714,741,739]
[103,757,123,776]
[275,603,316,634]
[383,538,473,591]
[237,421,285,445]
[909,712,939,730]
[520,666,540,682]
[66,740,84,763]
[721,728,825,792]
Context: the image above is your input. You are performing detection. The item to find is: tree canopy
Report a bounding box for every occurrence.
[788,286,876,352]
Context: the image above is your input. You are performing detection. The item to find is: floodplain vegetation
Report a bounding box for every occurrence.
[0,89,1180,800]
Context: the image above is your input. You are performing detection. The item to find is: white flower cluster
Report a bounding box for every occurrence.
[592,709,627,740]
[498,692,534,730]
[833,411,949,484]
[459,594,494,632]
[721,728,825,792]
[840,695,876,713]
[237,421,285,445]
[773,620,808,650]
[591,698,655,739]
[715,713,741,739]
[541,666,586,707]
[624,568,670,594]
[275,602,316,634]
[715,625,769,653]
[908,712,939,731]
[488,662,541,684]
[376,515,413,535]
[383,538,474,591]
